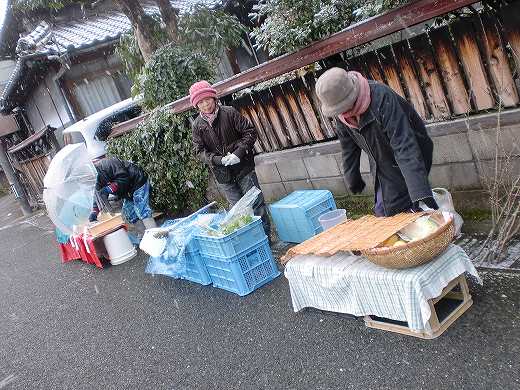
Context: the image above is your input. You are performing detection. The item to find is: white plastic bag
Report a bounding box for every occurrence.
[140,228,168,257]
[432,188,464,236]
[219,186,261,226]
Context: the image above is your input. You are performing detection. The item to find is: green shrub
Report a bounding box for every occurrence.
[13,0,78,12]
[106,108,208,213]
[250,0,410,56]
[138,43,215,110]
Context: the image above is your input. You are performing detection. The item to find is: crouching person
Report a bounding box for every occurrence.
[189,80,271,238]
[89,157,156,229]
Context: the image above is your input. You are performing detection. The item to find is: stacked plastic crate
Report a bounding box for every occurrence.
[177,238,212,285]
[196,216,280,296]
[270,190,337,243]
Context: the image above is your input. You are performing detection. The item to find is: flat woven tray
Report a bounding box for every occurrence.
[281,212,427,264]
[87,213,126,238]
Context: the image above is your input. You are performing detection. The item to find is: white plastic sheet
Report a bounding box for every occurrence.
[145,215,216,278]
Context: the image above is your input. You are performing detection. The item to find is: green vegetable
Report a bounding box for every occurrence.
[219,215,254,236]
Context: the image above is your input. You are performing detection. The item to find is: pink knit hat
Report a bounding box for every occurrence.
[189,80,217,107]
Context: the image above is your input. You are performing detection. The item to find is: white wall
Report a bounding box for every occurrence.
[64,54,131,117]
[25,70,72,133]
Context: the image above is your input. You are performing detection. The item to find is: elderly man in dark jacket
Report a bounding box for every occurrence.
[316,67,438,216]
[189,80,270,236]
[89,157,156,229]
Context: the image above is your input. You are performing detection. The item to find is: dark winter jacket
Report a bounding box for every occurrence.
[94,157,147,200]
[336,81,434,216]
[192,105,257,184]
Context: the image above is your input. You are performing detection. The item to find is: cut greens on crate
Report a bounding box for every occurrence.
[202,214,254,236]
[196,187,262,237]
[222,215,254,235]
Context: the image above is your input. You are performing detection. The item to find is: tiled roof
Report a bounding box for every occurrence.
[16,1,221,55]
[0,55,49,113]
[16,12,130,55]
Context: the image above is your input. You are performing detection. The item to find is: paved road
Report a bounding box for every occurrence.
[0,195,519,389]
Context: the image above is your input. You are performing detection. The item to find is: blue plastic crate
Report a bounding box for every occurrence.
[195,216,267,258]
[203,237,280,296]
[175,229,212,285]
[178,247,212,286]
[269,190,336,243]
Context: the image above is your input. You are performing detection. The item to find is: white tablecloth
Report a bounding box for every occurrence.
[284,244,481,332]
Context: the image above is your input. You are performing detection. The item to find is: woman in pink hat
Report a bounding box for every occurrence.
[190,80,271,238]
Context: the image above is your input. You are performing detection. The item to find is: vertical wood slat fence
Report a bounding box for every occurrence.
[228,3,520,154]
[18,154,51,204]
[7,125,61,205]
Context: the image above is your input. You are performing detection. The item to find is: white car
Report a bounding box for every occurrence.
[62,97,142,160]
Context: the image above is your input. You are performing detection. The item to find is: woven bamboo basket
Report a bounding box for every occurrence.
[360,212,455,269]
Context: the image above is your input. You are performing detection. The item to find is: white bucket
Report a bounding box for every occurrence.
[109,248,137,265]
[318,209,347,231]
[103,228,137,265]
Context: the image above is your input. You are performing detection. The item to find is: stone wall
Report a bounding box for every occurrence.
[254,109,520,203]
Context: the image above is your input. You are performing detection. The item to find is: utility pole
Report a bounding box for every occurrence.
[0,139,32,216]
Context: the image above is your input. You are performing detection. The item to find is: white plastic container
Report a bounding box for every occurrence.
[103,228,137,265]
[318,209,347,231]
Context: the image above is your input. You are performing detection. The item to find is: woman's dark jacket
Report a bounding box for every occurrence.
[192,105,257,184]
[336,81,434,216]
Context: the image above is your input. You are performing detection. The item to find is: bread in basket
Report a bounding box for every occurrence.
[360,211,455,269]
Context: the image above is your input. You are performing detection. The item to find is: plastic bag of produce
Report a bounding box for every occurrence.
[195,188,260,237]
[219,186,261,227]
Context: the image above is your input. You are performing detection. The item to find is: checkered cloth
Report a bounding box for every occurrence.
[285,244,481,332]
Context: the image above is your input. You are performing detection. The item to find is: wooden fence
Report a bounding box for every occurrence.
[7,125,60,205]
[17,154,52,204]
[226,2,520,154]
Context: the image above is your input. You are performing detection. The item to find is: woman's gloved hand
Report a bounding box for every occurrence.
[222,153,240,166]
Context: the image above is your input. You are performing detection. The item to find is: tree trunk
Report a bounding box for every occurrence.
[156,0,179,42]
[116,0,157,62]
[135,25,156,62]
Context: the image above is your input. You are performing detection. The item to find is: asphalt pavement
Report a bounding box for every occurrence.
[0,195,519,390]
